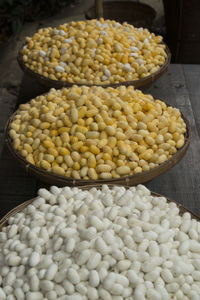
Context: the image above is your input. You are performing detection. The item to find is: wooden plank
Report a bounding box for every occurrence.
[182,64,200,136]
[0,144,38,219]
[146,64,200,216]
[0,133,5,157]
[0,175,36,197]
[0,141,54,219]
[0,88,17,131]
[16,75,48,107]
[0,144,32,177]
[147,65,190,107]
[0,196,34,220]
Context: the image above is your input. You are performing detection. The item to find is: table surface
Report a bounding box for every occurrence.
[0,64,200,219]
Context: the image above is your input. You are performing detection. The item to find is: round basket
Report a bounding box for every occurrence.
[5,109,191,187]
[0,186,199,231]
[17,44,171,90]
[85,1,156,29]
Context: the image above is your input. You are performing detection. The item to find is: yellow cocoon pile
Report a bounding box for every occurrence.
[21,18,167,85]
[9,85,186,180]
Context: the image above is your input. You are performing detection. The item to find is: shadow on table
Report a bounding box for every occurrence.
[0,142,52,219]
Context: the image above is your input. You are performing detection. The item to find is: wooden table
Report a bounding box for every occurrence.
[0,64,200,219]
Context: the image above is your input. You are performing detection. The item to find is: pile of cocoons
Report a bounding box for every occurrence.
[0,185,200,299]
[9,85,187,180]
[21,18,167,85]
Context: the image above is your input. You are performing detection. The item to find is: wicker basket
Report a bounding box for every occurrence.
[5,108,191,187]
[85,1,156,29]
[17,44,171,90]
[0,186,199,230]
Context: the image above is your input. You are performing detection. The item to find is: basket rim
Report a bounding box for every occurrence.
[17,40,171,89]
[0,186,199,230]
[5,101,191,187]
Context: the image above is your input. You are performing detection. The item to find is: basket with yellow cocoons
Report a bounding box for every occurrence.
[0,184,200,299]
[5,85,190,186]
[18,18,171,90]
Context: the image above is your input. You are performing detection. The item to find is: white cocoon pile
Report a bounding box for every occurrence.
[0,184,200,300]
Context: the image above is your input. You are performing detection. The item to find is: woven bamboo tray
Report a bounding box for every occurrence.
[17,44,171,90]
[5,109,191,187]
[0,186,199,231]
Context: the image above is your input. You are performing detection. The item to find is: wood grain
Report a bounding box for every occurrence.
[183,64,200,136]
[0,145,38,219]
[0,88,16,131]
[0,133,4,157]
[146,64,200,216]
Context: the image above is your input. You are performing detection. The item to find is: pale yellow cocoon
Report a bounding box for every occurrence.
[10,85,186,179]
